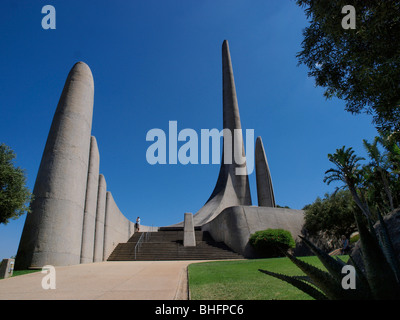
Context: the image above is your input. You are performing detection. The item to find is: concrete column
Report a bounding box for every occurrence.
[183,212,196,247]
[15,62,94,269]
[93,174,107,262]
[255,136,276,207]
[0,259,15,279]
[103,191,114,261]
[80,136,100,263]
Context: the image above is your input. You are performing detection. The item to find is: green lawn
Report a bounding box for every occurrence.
[11,269,41,277]
[0,269,40,280]
[188,256,348,300]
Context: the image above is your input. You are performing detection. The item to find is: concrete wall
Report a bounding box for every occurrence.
[202,206,304,258]
[103,192,134,260]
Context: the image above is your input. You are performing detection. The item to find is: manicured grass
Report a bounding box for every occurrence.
[188,256,348,300]
[12,269,41,277]
[0,269,40,279]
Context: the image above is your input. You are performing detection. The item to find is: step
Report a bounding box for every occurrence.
[107,230,244,261]
[158,226,202,231]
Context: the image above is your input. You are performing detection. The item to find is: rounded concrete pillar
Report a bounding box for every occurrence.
[93,174,107,262]
[80,136,100,263]
[15,62,94,269]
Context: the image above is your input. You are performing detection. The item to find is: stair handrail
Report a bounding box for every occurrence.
[134,232,145,260]
[145,225,154,242]
[134,229,153,260]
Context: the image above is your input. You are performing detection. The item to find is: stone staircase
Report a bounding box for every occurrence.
[107,227,243,261]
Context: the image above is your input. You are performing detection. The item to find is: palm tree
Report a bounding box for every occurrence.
[259,144,400,300]
[363,137,394,211]
[323,146,370,218]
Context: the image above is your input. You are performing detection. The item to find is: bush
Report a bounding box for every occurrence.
[249,229,296,258]
[350,232,359,244]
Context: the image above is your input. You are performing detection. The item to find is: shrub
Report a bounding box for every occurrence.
[249,229,296,258]
[349,232,359,244]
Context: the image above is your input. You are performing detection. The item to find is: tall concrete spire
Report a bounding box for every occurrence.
[221,40,251,204]
[15,62,94,269]
[191,40,252,226]
[255,136,276,207]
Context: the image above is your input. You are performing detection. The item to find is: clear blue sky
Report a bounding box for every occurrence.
[0,0,378,259]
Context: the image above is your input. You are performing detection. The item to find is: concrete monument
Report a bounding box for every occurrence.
[189,40,252,227]
[15,40,305,267]
[16,62,95,268]
[183,40,304,257]
[15,63,135,269]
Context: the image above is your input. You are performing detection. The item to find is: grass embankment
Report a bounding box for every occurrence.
[188,256,348,300]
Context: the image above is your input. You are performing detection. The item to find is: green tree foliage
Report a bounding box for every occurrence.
[362,134,400,213]
[303,190,358,239]
[324,135,400,221]
[0,143,32,225]
[249,229,295,258]
[324,146,369,217]
[296,0,400,133]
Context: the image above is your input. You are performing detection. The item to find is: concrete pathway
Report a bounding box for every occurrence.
[0,260,205,300]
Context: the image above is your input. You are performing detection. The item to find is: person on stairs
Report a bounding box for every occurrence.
[135,217,141,232]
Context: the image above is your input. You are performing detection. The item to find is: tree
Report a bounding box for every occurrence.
[377,133,400,202]
[323,136,400,224]
[363,136,394,211]
[303,190,358,240]
[324,146,370,218]
[0,143,32,225]
[296,0,400,134]
[259,139,400,299]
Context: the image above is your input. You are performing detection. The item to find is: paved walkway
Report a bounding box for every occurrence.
[0,261,206,300]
